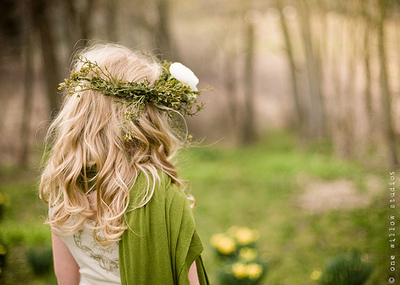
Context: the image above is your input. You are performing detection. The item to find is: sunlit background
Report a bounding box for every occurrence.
[0,0,399,284]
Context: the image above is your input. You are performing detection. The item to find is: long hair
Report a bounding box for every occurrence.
[40,44,182,246]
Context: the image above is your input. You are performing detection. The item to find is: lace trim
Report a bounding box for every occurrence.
[74,229,119,273]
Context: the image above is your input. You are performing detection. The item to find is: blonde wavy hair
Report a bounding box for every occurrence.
[40,44,183,246]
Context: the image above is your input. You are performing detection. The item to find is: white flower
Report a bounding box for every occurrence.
[169,62,199,91]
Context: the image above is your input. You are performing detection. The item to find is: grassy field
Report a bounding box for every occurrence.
[0,131,397,284]
[181,132,397,284]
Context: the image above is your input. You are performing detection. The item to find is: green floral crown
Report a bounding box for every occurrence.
[59,56,208,126]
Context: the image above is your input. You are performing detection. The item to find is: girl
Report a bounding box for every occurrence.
[39,44,208,285]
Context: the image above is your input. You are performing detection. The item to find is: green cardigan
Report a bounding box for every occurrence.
[119,172,209,284]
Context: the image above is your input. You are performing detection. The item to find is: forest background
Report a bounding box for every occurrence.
[0,0,399,284]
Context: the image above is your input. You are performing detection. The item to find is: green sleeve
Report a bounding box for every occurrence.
[119,172,209,285]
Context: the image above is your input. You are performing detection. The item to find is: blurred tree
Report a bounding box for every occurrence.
[241,10,257,145]
[335,1,360,159]
[224,51,240,141]
[378,0,398,167]
[0,0,24,165]
[106,0,118,42]
[273,0,400,166]
[63,0,95,54]
[123,0,178,60]
[0,0,22,58]
[64,0,83,53]
[32,0,62,117]
[324,0,365,158]
[211,1,243,144]
[79,0,95,41]
[31,0,99,117]
[19,0,34,167]
[275,0,305,134]
[360,0,374,142]
[218,0,259,145]
[296,0,326,139]
[154,0,179,60]
[327,2,349,158]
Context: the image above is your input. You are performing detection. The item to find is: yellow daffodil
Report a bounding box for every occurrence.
[232,262,247,279]
[239,247,258,261]
[246,263,263,280]
[310,270,322,280]
[235,227,259,245]
[217,237,236,254]
[211,234,237,254]
[210,233,226,248]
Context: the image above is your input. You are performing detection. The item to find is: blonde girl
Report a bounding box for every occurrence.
[40,44,208,285]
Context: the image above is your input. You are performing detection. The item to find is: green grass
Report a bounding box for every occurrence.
[179,131,397,284]
[0,171,55,284]
[0,131,397,284]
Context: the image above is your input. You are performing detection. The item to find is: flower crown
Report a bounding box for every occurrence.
[59,56,207,126]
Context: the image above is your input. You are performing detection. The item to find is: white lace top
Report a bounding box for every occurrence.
[60,222,121,285]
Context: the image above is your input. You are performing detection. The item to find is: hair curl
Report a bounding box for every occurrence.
[40,44,183,246]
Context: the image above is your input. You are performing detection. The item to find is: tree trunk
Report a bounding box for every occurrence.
[106,0,118,42]
[154,0,178,60]
[80,0,94,41]
[378,0,398,167]
[19,0,34,167]
[297,0,325,138]
[329,14,348,158]
[64,0,82,55]
[342,17,359,158]
[224,53,240,142]
[360,0,374,141]
[61,0,95,60]
[241,20,256,145]
[32,0,62,118]
[275,0,305,134]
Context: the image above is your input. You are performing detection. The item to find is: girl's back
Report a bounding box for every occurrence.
[40,43,208,284]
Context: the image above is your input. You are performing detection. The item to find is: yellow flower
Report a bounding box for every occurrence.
[239,247,258,261]
[232,262,247,279]
[211,234,237,255]
[210,233,225,248]
[235,227,259,245]
[0,245,6,255]
[246,263,263,280]
[217,237,236,254]
[310,270,322,280]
